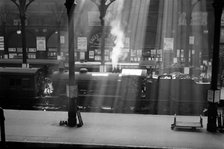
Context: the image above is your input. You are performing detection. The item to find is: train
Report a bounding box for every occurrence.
[45,67,211,115]
[0,67,42,109]
[0,66,146,111]
[49,68,149,113]
[0,60,211,115]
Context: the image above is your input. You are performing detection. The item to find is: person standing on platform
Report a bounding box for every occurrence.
[59,60,65,73]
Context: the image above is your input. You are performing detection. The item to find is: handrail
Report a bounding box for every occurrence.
[0,107,6,147]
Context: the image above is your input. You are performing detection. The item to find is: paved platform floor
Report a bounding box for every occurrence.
[1,109,224,148]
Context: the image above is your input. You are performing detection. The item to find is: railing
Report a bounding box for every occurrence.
[0,107,6,148]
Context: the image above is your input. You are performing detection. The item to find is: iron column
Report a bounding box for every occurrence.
[207,0,224,132]
[65,0,77,127]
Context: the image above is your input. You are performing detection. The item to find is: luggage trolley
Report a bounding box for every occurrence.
[171,114,203,130]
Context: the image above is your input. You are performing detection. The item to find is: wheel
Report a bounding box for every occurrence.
[219,129,224,133]
[59,121,63,126]
[171,124,175,130]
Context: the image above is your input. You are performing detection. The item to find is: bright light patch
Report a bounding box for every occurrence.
[91,73,109,77]
[121,69,142,76]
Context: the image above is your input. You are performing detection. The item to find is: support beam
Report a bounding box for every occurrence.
[207,0,224,132]
[65,0,77,127]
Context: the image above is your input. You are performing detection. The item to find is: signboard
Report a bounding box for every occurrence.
[208,90,220,103]
[164,38,174,51]
[0,36,4,51]
[173,57,178,63]
[60,36,65,44]
[0,45,4,51]
[189,36,194,44]
[207,90,213,102]
[9,53,17,59]
[8,48,16,52]
[191,12,207,26]
[29,48,36,52]
[80,52,85,60]
[177,49,180,57]
[221,29,224,43]
[221,12,224,26]
[66,85,78,98]
[48,48,57,52]
[215,90,220,103]
[17,48,22,53]
[221,88,224,100]
[36,37,46,51]
[28,53,36,59]
[131,49,137,57]
[89,51,94,59]
[178,12,207,26]
[184,67,190,74]
[13,19,20,26]
[4,54,8,59]
[95,55,101,61]
[0,36,4,42]
[77,37,87,51]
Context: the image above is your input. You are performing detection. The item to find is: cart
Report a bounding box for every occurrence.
[171,114,203,130]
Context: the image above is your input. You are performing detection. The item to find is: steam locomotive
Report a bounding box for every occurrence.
[0,64,210,115]
[50,68,149,113]
[48,68,210,115]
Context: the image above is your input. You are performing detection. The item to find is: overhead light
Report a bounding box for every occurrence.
[17,30,21,34]
[203,30,208,34]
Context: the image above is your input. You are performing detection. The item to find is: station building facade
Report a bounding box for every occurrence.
[0,0,223,75]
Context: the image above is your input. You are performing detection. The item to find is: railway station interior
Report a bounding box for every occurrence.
[0,0,224,148]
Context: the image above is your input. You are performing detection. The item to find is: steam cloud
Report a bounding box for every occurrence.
[108,0,125,70]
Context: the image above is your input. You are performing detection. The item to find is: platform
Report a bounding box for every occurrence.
[1,109,224,148]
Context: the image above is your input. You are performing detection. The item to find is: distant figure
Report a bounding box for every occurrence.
[44,78,54,96]
[146,66,153,79]
[58,60,65,73]
[42,65,49,76]
[201,63,208,80]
